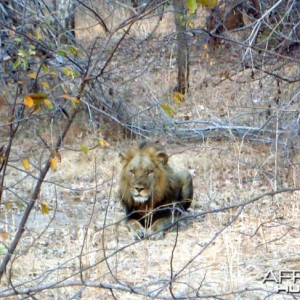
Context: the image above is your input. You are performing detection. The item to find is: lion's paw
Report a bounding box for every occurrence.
[132,228,146,240]
[146,229,165,240]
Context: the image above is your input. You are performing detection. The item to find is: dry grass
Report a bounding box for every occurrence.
[1,2,300,299]
[1,136,300,299]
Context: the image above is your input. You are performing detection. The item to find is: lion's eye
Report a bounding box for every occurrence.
[147,170,154,176]
[129,169,135,175]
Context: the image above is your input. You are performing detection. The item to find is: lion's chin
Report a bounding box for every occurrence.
[133,196,150,203]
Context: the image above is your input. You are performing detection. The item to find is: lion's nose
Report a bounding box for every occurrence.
[135,186,144,193]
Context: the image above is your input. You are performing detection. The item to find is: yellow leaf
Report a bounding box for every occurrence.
[22,159,30,170]
[24,96,34,108]
[185,0,197,14]
[24,93,48,111]
[5,203,12,210]
[63,94,79,102]
[56,151,62,162]
[160,102,176,117]
[171,92,185,104]
[49,71,57,76]
[28,93,48,101]
[43,99,54,109]
[220,70,230,79]
[63,94,73,100]
[28,73,37,79]
[0,231,9,240]
[63,94,80,107]
[71,98,80,107]
[205,53,210,59]
[41,202,50,214]
[80,144,89,154]
[62,94,72,101]
[51,150,62,162]
[98,139,110,148]
[50,157,57,171]
[36,30,41,41]
[188,21,195,28]
[40,81,50,89]
[196,0,218,8]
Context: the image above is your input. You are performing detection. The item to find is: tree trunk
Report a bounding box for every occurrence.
[173,0,189,94]
[58,0,76,44]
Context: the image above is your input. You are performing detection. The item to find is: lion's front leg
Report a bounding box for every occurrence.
[146,216,174,240]
[126,219,146,240]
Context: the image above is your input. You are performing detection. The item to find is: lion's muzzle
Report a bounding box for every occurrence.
[132,185,150,203]
[133,195,149,203]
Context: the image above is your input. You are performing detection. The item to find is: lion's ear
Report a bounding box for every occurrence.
[156,151,168,165]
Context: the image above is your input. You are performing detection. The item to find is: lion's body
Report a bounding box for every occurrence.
[119,142,193,239]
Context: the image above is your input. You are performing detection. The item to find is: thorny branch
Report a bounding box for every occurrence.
[1,186,299,298]
[0,107,80,281]
[0,0,299,299]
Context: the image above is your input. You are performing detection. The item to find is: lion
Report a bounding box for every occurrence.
[118,142,193,240]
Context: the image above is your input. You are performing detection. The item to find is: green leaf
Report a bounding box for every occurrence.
[43,99,54,109]
[21,57,29,71]
[186,0,197,14]
[61,67,72,76]
[61,67,77,79]
[0,245,5,255]
[57,50,68,57]
[18,49,26,58]
[29,49,36,56]
[196,0,218,8]
[41,64,49,73]
[80,144,89,154]
[67,45,80,56]
[16,201,24,209]
[160,102,176,117]
[13,58,21,70]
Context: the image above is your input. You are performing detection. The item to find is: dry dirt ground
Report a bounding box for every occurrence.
[1,59,300,298]
[1,5,300,298]
[1,137,300,299]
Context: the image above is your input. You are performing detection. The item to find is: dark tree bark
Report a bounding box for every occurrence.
[55,0,76,44]
[65,1,76,40]
[173,0,189,94]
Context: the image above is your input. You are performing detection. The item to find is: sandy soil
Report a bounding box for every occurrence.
[1,3,300,298]
[1,138,300,299]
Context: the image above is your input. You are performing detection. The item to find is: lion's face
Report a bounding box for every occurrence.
[119,145,169,204]
[126,154,156,203]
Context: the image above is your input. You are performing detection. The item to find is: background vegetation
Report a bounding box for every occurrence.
[0,0,299,299]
